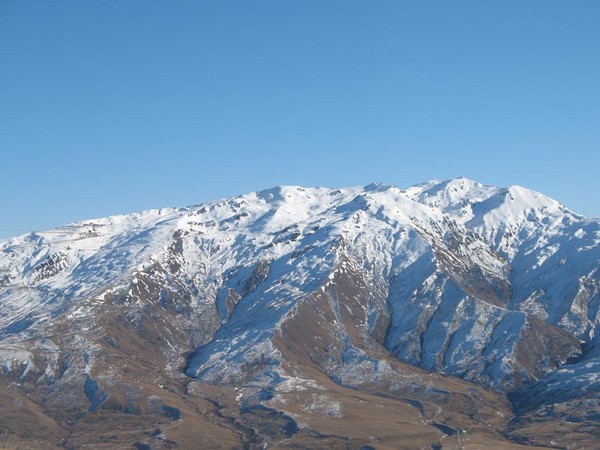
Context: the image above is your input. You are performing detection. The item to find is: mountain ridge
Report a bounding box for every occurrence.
[1,178,599,448]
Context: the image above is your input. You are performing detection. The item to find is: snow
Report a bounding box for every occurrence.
[0,178,599,393]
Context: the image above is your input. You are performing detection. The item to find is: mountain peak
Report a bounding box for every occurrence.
[0,179,599,448]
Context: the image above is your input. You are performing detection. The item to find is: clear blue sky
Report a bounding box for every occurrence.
[1,1,598,238]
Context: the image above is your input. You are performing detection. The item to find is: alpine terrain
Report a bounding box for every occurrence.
[1,178,599,449]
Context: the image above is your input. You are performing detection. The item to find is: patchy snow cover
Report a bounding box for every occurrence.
[1,179,599,395]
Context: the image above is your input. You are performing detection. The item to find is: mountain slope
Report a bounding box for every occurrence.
[0,179,598,448]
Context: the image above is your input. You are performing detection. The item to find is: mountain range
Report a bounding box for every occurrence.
[1,178,599,449]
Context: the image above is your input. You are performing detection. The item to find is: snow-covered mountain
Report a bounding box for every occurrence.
[1,178,599,448]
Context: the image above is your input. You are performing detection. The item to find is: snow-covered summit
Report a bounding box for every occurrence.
[406,177,571,224]
[1,178,599,447]
[0,178,599,391]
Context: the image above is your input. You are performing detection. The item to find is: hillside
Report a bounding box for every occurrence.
[1,178,598,449]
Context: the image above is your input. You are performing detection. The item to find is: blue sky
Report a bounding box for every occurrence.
[1,1,598,238]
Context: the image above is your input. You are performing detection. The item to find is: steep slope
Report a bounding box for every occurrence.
[0,179,598,448]
[405,178,600,448]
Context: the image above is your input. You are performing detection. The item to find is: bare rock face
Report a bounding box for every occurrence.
[0,179,599,448]
[31,252,71,282]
